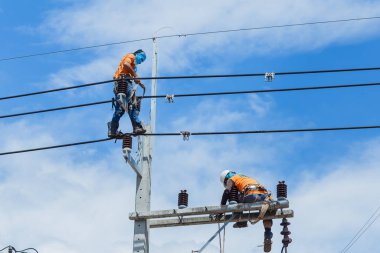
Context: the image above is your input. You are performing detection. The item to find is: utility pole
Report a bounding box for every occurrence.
[131,38,158,253]
[126,39,294,253]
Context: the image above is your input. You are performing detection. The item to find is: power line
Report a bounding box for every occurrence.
[1,16,380,62]
[2,81,380,120]
[341,205,380,253]
[0,79,114,101]
[0,138,111,156]
[1,67,380,101]
[1,124,380,155]
[0,100,111,119]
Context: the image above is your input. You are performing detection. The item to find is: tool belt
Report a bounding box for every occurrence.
[243,184,267,195]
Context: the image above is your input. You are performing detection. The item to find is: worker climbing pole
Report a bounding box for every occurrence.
[107,49,147,137]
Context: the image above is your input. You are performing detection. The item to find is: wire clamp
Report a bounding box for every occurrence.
[180,131,191,141]
[265,72,275,82]
[165,94,175,103]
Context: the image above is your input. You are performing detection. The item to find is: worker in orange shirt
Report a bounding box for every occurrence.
[108,49,147,137]
[220,170,273,252]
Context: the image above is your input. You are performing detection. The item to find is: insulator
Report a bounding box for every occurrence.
[178,190,188,209]
[122,135,132,149]
[229,186,239,204]
[280,218,292,247]
[277,180,287,199]
[116,79,128,94]
[137,98,142,112]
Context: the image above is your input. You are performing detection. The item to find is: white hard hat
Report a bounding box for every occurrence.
[220,170,231,186]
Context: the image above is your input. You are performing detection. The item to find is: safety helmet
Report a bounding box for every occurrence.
[220,170,231,187]
[134,49,146,64]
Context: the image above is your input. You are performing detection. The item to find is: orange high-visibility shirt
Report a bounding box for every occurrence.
[228,174,267,195]
[113,53,136,79]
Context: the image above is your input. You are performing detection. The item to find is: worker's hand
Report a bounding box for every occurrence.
[134,78,141,85]
[139,82,146,97]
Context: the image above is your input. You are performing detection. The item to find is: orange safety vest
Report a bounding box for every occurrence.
[113,53,136,79]
[230,174,268,195]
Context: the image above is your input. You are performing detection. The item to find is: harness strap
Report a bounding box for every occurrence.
[250,195,271,225]
[243,184,267,194]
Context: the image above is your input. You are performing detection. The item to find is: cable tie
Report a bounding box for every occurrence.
[180,131,191,141]
[265,72,275,82]
[165,94,175,103]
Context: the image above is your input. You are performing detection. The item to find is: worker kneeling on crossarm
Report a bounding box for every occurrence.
[220,170,273,252]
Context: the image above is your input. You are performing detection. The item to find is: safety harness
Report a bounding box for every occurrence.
[242,183,272,225]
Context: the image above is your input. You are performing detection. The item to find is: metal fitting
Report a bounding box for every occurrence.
[165,94,175,103]
[265,72,275,82]
[180,131,191,141]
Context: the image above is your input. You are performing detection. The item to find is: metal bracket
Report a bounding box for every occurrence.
[180,131,191,141]
[165,94,175,103]
[265,72,275,82]
[123,149,142,177]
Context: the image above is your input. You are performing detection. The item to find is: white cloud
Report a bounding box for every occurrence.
[36,0,380,86]
[248,94,274,117]
[1,95,380,253]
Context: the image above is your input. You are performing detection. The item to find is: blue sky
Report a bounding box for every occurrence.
[1,1,380,253]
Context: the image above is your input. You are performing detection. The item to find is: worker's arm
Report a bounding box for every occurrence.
[226,179,234,191]
[220,189,230,205]
[123,61,146,95]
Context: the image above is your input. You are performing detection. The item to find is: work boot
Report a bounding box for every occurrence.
[264,231,273,252]
[107,121,119,138]
[232,221,248,228]
[133,124,146,134]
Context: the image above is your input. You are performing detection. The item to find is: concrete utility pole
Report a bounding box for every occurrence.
[125,38,294,253]
[131,38,158,253]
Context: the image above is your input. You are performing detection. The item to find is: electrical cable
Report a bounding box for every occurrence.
[0,246,38,253]
[1,16,380,62]
[0,138,111,156]
[1,125,380,155]
[341,205,380,253]
[0,100,111,119]
[0,79,114,101]
[194,215,236,253]
[3,81,380,120]
[218,223,222,253]
[1,67,380,101]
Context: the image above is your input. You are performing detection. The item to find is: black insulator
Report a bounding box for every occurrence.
[280,218,292,247]
[277,180,287,199]
[8,247,12,253]
[122,135,132,149]
[116,79,128,94]
[281,219,291,226]
[137,98,142,112]
[178,190,188,209]
[229,186,239,203]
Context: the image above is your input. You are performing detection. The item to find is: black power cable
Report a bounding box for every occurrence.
[0,100,111,119]
[1,16,379,62]
[1,125,380,156]
[0,246,38,253]
[2,81,380,120]
[1,67,380,101]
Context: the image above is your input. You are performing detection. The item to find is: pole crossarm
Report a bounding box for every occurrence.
[129,199,289,220]
[149,208,293,228]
